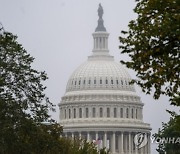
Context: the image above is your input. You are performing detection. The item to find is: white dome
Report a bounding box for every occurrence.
[66,59,135,92]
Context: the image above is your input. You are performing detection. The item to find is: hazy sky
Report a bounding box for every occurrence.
[1,0,178,153]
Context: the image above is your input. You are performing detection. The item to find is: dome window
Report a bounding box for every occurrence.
[121,80,123,85]
[69,109,71,119]
[116,80,118,84]
[136,109,138,119]
[114,108,117,118]
[107,108,110,117]
[65,109,67,119]
[125,80,127,85]
[120,108,123,118]
[132,108,134,119]
[126,108,129,118]
[100,108,103,117]
[86,108,89,118]
[79,108,82,118]
[92,108,96,117]
[74,108,76,118]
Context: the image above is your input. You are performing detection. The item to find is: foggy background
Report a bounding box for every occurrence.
[1,0,178,153]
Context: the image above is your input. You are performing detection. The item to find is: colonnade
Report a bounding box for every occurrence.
[93,36,108,50]
[64,131,151,154]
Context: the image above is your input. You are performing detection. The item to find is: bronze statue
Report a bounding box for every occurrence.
[98,3,103,19]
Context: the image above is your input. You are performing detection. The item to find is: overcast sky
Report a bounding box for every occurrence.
[1,0,178,153]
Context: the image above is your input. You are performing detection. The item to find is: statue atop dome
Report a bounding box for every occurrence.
[95,3,106,32]
[98,3,103,19]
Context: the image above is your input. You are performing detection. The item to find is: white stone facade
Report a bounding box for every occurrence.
[59,4,151,154]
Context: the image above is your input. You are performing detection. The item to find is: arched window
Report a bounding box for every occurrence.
[74,108,76,118]
[120,108,123,118]
[79,108,82,118]
[69,109,71,119]
[121,80,123,85]
[116,80,119,84]
[125,80,127,85]
[88,80,91,84]
[83,80,86,84]
[100,108,103,117]
[75,81,77,85]
[79,80,81,85]
[107,108,110,117]
[106,79,108,84]
[111,80,113,84]
[132,108,134,118]
[126,108,129,118]
[114,108,117,118]
[136,109,138,119]
[92,107,96,117]
[100,79,102,84]
[86,108,89,118]
[94,80,96,84]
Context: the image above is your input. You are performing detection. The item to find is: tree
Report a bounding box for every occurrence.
[0,27,62,153]
[119,0,180,106]
[119,0,180,153]
[154,111,180,154]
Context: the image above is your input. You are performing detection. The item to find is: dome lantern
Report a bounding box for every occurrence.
[89,4,113,61]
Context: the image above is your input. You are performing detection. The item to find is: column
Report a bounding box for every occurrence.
[96,132,98,140]
[118,134,121,153]
[98,37,100,49]
[87,132,90,142]
[145,143,148,154]
[148,133,151,154]
[106,37,108,48]
[129,132,131,153]
[112,132,116,154]
[94,38,96,49]
[95,132,99,150]
[79,132,82,139]
[124,134,126,153]
[72,132,74,139]
[121,132,124,154]
[103,132,107,148]
[135,134,138,154]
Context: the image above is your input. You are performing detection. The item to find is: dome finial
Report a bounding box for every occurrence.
[95,3,106,32]
[98,3,103,19]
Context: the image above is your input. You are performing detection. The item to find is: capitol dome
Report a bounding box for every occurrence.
[66,60,135,92]
[59,4,151,154]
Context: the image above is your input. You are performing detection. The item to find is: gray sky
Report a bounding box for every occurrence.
[1,0,178,153]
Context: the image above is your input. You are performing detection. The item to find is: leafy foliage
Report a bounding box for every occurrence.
[57,138,109,154]
[0,28,62,153]
[154,111,180,154]
[119,0,180,105]
[0,30,55,122]
[119,1,180,153]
